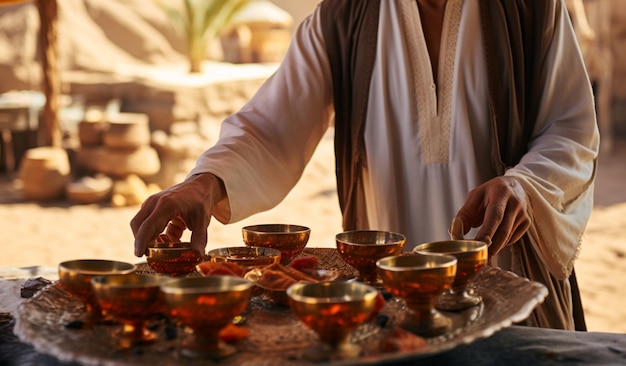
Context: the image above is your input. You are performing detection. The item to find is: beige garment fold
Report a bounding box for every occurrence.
[504,237,574,330]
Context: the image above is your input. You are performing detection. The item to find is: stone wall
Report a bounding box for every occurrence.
[1,0,625,152]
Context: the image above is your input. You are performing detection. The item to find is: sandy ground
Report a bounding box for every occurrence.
[1,131,625,334]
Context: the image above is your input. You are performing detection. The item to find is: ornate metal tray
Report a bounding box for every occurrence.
[13,248,548,365]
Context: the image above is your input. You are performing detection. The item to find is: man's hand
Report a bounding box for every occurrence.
[155,215,186,243]
[454,176,531,257]
[130,173,227,257]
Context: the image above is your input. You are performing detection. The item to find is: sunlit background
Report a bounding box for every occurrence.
[0,0,624,334]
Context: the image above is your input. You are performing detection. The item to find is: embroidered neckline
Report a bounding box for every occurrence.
[402,0,463,164]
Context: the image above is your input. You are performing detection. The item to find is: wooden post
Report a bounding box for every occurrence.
[35,0,61,148]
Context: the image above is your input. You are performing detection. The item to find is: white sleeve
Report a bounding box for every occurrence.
[189,6,334,224]
[505,3,600,279]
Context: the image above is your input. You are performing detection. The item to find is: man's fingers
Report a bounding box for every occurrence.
[133,214,170,257]
[484,210,530,257]
[130,198,157,236]
[130,174,223,259]
[181,210,210,257]
[448,216,465,240]
[474,205,503,245]
[190,228,209,257]
[508,223,527,246]
[165,218,186,240]
[169,215,187,230]
[457,177,531,258]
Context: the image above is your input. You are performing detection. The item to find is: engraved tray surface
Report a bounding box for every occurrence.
[13,248,548,366]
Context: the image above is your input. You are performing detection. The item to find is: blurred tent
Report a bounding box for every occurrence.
[1,0,60,148]
[0,0,70,202]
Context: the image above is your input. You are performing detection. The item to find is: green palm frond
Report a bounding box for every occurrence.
[156,0,252,73]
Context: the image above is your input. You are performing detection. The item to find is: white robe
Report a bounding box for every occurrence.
[191,0,599,286]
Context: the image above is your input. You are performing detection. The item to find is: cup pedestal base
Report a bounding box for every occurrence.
[303,341,361,363]
[180,337,236,359]
[402,309,452,337]
[436,288,482,311]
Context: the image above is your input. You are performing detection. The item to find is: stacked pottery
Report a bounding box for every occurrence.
[73,112,160,205]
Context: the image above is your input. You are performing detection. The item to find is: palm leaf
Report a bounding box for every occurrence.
[156,0,251,72]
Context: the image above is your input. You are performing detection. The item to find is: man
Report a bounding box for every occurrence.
[131,0,599,330]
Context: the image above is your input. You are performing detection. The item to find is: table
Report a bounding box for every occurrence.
[0,91,44,175]
[1,267,625,366]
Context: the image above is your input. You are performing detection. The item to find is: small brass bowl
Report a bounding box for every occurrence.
[287,281,379,362]
[336,230,406,286]
[377,254,457,337]
[160,276,253,359]
[91,273,164,347]
[208,246,281,272]
[58,259,136,316]
[242,224,310,264]
[414,239,488,311]
[146,242,201,277]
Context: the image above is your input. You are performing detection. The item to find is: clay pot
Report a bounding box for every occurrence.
[78,120,109,146]
[75,146,160,178]
[103,113,151,149]
[65,175,113,204]
[17,147,71,201]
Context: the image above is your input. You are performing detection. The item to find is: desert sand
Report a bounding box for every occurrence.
[1,132,626,334]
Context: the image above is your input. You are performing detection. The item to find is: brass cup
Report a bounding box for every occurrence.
[242,224,310,264]
[376,254,457,337]
[91,273,164,348]
[58,259,136,321]
[336,230,406,286]
[414,239,488,311]
[160,276,253,359]
[287,281,379,362]
[146,242,201,277]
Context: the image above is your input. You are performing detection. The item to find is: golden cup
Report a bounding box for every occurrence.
[160,276,253,359]
[146,241,201,277]
[58,259,136,321]
[336,230,406,286]
[91,273,164,348]
[207,246,281,272]
[376,254,457,337]
[242,224,310,264]
[414,239,488,311]
[287,281,379,362]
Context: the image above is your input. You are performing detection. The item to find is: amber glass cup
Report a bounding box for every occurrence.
[242,224,310,264]
[146,242,201,277]
[336,230,406,286]
[58,259,136,322]
[414,239,488,311]
[91,273,164,348]
[377,254,457,337]
[287,281,379,362]
[160,276,253,359]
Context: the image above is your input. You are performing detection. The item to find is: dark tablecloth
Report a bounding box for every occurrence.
[1,314,624,366]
